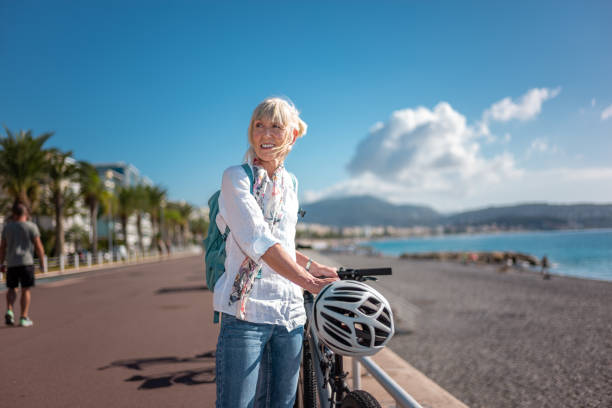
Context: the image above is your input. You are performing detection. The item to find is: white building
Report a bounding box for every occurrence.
[94,162,154,251]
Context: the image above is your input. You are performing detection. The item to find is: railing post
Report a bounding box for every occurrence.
[43,255,48,273]
[59,255,65,272]
[357,356,424,408]
[87,252,92,268]
[352,357,361,390]
[74,254,79,270]
[98,251,102,265]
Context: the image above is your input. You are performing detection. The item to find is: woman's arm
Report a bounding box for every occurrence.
[295,250,339,278]
[262,244,337,293]
[219,167,281,262]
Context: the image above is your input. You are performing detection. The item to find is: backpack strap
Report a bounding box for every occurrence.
[289,172,306,218]
[241,163,254,194]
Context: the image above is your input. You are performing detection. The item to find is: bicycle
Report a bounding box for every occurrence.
[295,267,393,408]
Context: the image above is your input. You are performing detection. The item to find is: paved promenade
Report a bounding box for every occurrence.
[2,256,217,407]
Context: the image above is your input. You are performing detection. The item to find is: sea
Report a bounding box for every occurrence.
[364,228,612,282]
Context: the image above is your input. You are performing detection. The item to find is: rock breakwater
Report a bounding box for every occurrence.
[399,251,541,267]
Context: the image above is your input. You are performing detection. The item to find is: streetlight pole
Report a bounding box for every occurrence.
[160,198,166,254]
[105,170,115,260]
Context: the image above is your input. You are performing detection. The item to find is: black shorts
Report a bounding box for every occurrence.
[6,265,35,289]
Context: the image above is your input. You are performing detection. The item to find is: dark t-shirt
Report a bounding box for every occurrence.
[1,221,40,267]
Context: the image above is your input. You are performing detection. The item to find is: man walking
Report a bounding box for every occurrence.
[1,202,45,327]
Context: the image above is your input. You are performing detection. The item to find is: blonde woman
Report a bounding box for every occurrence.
[213,97,338,407]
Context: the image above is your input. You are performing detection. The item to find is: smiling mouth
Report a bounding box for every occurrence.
[260,144,275,149]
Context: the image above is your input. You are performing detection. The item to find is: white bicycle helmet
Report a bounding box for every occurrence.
[313,280,394,357]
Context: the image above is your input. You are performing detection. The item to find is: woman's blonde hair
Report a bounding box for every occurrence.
[244,97,308,163]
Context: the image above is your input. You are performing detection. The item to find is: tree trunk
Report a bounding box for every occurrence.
[90,202,99,254]
[121,215,128,250]
[151,216,158,249]
[136,212,144,253]
[54,190,64,257]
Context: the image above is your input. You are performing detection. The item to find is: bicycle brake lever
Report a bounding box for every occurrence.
[363,276,378,282]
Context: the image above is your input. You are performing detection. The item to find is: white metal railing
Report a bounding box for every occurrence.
[0,246,202,281]
[353,356,424,408]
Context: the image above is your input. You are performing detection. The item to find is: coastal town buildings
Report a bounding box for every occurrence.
[94,162,154,251]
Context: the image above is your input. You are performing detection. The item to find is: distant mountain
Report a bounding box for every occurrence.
[301,196,612,229]
[443,203,612,229]
[300,195,439,227]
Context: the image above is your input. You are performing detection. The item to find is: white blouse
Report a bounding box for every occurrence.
[212,163,305,330]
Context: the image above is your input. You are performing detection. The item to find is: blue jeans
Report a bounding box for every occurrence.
[216,313,304,408]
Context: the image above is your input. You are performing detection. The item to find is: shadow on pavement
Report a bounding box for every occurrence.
[99,351,216,390]
[155,285,209,294]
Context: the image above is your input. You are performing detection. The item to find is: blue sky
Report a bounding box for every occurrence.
[1,1,611,212]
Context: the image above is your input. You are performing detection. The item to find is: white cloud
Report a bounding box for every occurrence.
[483,87,561,123]
[345,102,521,193]
[303,102,524,209]
[526,138,559,158]
[601,104,612,120]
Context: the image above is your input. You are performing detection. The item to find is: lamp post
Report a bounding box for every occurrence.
[104,170,115,260]
[160,198,166,254]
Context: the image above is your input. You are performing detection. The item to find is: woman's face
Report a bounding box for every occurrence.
[251,117,288,163]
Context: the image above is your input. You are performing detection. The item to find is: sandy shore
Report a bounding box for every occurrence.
[317,251,612,408]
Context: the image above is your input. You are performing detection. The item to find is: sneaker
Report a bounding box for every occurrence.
[5,310,14,326]
[19,317,33,327]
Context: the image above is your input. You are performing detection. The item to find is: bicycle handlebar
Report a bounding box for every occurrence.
[336,267,392,281]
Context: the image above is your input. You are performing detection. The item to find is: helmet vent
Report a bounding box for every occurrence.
[374,328,389,346]
[324,323,352,347]
[336,286,367,292]
[354,322,372,346]
[377,308,391,327]
[358,297,381,315]
[321,311,351,334]
[326,296,361,303]
[326,305,356,318]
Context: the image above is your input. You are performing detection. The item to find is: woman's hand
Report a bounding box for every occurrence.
[310,262,338,279]
[307,276,338,294]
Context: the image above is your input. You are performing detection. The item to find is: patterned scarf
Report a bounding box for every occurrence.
[229,160,288,320]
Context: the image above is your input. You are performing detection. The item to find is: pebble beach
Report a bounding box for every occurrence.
[318,251,612,408]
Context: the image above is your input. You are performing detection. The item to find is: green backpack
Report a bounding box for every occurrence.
[204,163,254,294]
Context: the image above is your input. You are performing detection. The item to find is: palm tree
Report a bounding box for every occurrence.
[167,201,193,246]
[99,188,118,251]
[47,149,79,256]
[78,161,105,254]
[163,207,183,246]
[177,201,194,245]
[145,185,167,244]
[131,185,148,253]
[190,216,209,242]
[0,128,52,210]
[116,186,137,250]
